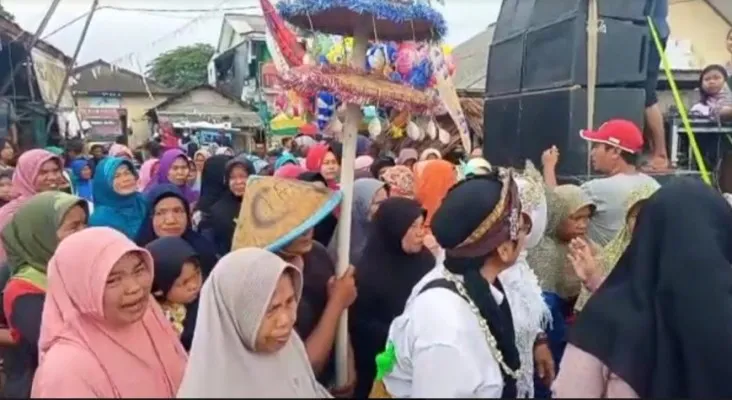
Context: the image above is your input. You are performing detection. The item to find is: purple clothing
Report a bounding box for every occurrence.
[147,148,199,203]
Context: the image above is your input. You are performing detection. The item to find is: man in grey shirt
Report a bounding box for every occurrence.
[542,119,660,246]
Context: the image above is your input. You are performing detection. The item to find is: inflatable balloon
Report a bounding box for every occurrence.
[366,44,387,73]
[326,36,354,65]
[396,42,419,78]
[441,44,453,56]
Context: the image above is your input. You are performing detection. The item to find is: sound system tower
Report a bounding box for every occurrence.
[483,0,655,177]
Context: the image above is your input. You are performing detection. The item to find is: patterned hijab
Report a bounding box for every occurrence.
[527,184,595,299]
[574,184,659,312]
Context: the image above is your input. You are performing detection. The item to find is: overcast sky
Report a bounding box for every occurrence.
[4,0,500,72]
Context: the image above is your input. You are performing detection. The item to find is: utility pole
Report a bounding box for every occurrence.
[47,0,99,135]
[0,0,63,96]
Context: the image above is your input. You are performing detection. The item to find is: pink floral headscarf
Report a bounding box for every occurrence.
[137,159,159,191]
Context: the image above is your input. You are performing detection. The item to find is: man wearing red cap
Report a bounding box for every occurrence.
[542,119,659,246]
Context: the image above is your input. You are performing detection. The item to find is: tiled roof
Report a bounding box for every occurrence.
[452,23,495,91]
[71,60,174,95]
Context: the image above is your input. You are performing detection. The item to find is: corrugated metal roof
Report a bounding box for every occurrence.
[72,60,174,95]
[452,24,495,91]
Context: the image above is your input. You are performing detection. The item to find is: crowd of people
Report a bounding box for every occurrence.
[0,114,726,399]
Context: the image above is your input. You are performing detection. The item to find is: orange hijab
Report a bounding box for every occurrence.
[415,160,457,228]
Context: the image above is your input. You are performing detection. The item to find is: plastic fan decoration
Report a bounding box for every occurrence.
[261,0,306,67]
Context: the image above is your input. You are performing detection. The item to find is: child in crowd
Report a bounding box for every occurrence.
[691,64,732,120]
[146,237,203,337]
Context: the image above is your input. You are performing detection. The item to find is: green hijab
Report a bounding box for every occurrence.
[2,191,87,287]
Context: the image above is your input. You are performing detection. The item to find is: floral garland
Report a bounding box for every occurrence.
[279,65,438,112]
[277,0,447,41]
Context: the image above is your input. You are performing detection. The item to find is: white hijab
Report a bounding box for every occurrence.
[177,248,331,398]
[499,170,552,398]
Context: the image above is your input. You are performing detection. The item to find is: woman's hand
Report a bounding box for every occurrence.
[567,237,600,289]
[327,266,357,310]
[423,234,440,255]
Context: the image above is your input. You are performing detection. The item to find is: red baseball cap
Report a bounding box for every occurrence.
[579,119,644,154]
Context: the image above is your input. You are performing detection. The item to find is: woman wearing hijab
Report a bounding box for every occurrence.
[419,148,442,161]
[306,142,342,189]
[328,178,387,264]
[350,197,435,398]
[69,158,93,203]
[191,149,211,191]
[231,176,356,393]
[177,248,330,397]
[414,159,457,230]
[108,143,134,160]
[526,184,595,369]
[0,149,62,264]
[137,158,159,192]
[275,152,299,170]
[1,192,88,398]
[554,179,732,398]
[135,184,218,348]
[200,155,255,254]
[498,163,554,398]
[148,149,198,204]
[298,172,340,246]
[571,184,659,313]
[372,170,525,398]
[369,156,396,179]
[275,163,306,179]
[31,227,187,397]
[397,148,419,168]
[193,155,230,230]
[380,165,415,198]
[89,157,147,239]
[146,237,203,343]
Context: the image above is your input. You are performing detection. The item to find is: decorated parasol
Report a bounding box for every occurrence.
[273,0,447,387]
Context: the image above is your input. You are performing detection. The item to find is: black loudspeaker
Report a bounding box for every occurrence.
[483,94,522,168]
[493,0,536,42]
[522,16,649,92]
[529,0,654,29]
[485,34,525,96]
[483,86,646,176]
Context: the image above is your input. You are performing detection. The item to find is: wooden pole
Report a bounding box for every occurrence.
[47,0,100,136]
[0,0,63,96]
[333,22,368,387]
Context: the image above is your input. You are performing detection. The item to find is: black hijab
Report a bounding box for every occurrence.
[196,154,231,214]
[297,171,338,246]
[205,155,255,253]
[430,173,521,399]
[570,178,732,398]
[136,184,218,277]
[370,156,396,179]
[146,236,198,300]
[350,197,435,398]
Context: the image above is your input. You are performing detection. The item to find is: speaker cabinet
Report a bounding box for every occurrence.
[529,0,654,29]
[483,94,522,169]
[483,86,646,176]
[485,33,525,96]
[493,0,536,42]
[522,15,649,91]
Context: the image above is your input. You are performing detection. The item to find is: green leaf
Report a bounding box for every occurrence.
[146,43,215,91]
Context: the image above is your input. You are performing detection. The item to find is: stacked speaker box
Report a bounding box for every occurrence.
[483,0,655,177]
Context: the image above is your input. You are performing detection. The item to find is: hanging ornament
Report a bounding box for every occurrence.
[368,118,383,138]
[438,128,451,144]
[426,119,437,140]
[407,120,422,141]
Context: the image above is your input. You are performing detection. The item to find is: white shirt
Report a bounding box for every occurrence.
[383,265,505,398]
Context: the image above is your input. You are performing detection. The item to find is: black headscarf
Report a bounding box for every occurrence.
[370,156,396,179]
[297,171,338,246]
[204,155,255,254]
[146,236,198,299]
[196,154,231,214]
[135,184,218,277]
[430,172,521,399]
[569,178,732,398]
[350,197,435,398]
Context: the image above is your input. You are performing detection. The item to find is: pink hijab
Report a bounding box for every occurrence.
[109,143,134,159]
[0,149,61,264]
[137,159,159,191]
[274,164,306,179]
[32,227,187,398]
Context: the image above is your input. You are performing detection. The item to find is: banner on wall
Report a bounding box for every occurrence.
[78,108,122,139]
[30,48,75,109]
